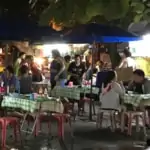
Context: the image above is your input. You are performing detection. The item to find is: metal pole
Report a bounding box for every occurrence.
[89,43,94,120]
[5,44,9,66]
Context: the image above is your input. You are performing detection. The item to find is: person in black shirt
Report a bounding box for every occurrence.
[19,65,32,94]
[68,54,86,85]
[128,69,150,94]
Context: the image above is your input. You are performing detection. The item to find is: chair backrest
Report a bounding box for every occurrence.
[96,71,111,88]
[100,89,120,110]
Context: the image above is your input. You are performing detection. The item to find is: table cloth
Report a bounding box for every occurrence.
[51,86,99,100]
[2,96,64,113]
[124,94,150,107]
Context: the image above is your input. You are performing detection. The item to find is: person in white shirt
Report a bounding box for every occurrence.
[100,70,125,110]
[118,48,136,70]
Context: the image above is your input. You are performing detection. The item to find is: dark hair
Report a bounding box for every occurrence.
[19,52,25,58]
[93,68,98,74]
[104,71,116,87]
[64,55,71,61]
[19,65,29,75]
[100,61,104,67]
[123,48,131,57]
[133,69,145,77]
[25,55,33,60]
[75,54,80,59]
[52,49,61,58]
[6,65,14,74]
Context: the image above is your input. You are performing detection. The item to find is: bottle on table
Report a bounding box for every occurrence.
[39,87,43,95]
[30,93,34,100]
[6,85,9,95]
[44,88,48,97]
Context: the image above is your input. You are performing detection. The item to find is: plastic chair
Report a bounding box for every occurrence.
[1,117,22,148]
[96,108,119,131]
[121,108,146,136]
[52,113,72,139]
[80,97,96,115]
[33,113,51,137]
[34,113,72,139]
[63,102,76,121]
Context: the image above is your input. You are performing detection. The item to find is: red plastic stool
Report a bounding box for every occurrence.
[52,113,71,139]
[0,118,5,145]
[33,114,63,138]
[80,97,96,115]
[34,114,51,137]
[1,117,22,147]
[32,114,71,139]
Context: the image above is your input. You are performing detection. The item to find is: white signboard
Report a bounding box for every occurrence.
[129,40,150,57]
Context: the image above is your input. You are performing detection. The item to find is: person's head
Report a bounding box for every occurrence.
[64,55,71,63]
[74,54,81,64]
[52,49,61,59]
[25,55,33,64]
[133,69,145,83]
[104,70,117,87]
[19,52,26,59]
[19,65,29,76]
[119,47,131,58]
[5,65,14,78]
[93,68,98,74]
[99,61,104,69]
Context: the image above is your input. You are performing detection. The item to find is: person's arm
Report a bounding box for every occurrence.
[56,58,65,77]
[82,63,86,76]
[118,59,127,68]
[113,82,125,96]
[128,80,134,91]
[68,62,73,73]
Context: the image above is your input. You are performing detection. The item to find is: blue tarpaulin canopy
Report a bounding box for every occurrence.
[62,23,142,43]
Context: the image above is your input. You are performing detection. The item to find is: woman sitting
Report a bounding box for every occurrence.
[1,65,18,92]
[19,65,32,94]
[100,70,125,110]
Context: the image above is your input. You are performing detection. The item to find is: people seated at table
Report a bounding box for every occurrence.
[1,65,19,92]
[100,70,125,110]
[50,49,66,88]
[128,69,150,94]
[19,65,32,94]
[25,55,43,82]
[68,54,86,85]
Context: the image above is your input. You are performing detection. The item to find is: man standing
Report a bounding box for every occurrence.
[68,54,86,85]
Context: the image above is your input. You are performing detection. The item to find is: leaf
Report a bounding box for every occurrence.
[144,8,150,14]
[143,14,150,22]
[86,0,104,17]
[130,0,142,6]
[73,5,91,23]
[134,14,143,22]
[133,3,145,14]
[146,2,150,7]
[103,0,130,20]
[39,6,53,26]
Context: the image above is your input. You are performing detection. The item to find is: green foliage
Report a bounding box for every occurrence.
[0,0,149,29]
[38,0,150,28]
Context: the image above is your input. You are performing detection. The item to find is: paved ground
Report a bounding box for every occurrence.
[2,104,148,150]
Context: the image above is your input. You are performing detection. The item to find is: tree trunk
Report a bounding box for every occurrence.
[107,43,121,69]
